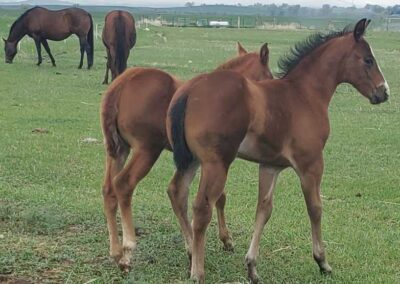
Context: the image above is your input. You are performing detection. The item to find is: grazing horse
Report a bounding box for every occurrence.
[3,6,93,68]
[167,19,389,283]
[102,10,136,84]
[100,42,273,271]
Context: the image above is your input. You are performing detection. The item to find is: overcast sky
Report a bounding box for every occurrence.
[2,0,399,8]
[73,0,399,8]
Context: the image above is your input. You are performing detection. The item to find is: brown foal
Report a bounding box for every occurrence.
[100,42,273,271]
[167,19,389,283]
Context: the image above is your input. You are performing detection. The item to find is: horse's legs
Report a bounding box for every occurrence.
[191,161,229,283]
[102,48,111,84]
[41,39,56,67]
[34,38,42,66]
[245,165,281,283]
[78,37,85,69]
[215,191,234,251]
[167,164,198,272]
[84,39,92,69]
[168,164,234,274]
[298,157,332,274]
[102,151,129,262]
[113,145,163,271]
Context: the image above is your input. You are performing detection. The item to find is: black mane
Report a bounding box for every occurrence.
[276,26,353,78]
[8,6,39,36]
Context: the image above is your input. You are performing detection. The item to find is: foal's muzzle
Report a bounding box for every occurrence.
[370,85,389,105]
[5,58,12,64]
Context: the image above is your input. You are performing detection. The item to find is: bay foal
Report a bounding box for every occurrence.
[100,42,273,271]
[167,19,389,283]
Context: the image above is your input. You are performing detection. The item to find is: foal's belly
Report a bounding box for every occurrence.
[237,134,291,167]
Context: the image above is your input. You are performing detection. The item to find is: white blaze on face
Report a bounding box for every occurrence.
[370,46,390,95]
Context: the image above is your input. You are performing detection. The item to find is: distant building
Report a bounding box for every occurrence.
[209,21,229,27]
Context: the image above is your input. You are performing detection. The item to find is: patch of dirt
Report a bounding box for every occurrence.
[0,275,32,284]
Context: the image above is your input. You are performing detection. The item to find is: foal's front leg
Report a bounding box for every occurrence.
[245,165,282,283]
[298,156,332,274]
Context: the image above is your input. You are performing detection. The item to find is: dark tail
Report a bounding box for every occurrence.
[115,14,127,75]
[170,94,194,171]
[87,14,94,68]
[101,83,128,159]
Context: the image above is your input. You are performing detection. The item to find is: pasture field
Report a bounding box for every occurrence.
[1,10,400,284]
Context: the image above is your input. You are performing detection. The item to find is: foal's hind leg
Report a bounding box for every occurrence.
[245,165,281,284]
[191,161,229,283]
[113,145,163,272]
[215,191,234,251]
[168,164,234,274]
[103,151,129,261]
[41,39,56,66]
[167,164,198,272]
[297,157,332,274]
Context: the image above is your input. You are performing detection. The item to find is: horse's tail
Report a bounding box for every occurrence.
[115,13,127,75]
[87,13,94,68]
[170,94,194,171]
[100,80,128,159]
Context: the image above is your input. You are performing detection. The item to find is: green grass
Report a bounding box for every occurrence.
[0,11,400,284]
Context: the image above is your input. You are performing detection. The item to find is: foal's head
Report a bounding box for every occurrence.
[216,42,273,81]
[340,19,389,104]
[3,38,17,64]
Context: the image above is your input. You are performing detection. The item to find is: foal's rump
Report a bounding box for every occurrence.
[169,70,251,169]
[101,67,180,157]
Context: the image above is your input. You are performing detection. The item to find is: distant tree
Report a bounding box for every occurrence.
[185,2,195,7]
[365,4,385,14]
[322,4,332,16]
[20,3,30,10]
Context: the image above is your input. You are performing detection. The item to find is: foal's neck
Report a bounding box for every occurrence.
[285,37,348,109]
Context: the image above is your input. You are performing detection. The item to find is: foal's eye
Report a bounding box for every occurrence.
[364,57,374,66]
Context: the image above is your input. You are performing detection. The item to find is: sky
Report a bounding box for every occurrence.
[73,0,399,8]
[1,0,398,8]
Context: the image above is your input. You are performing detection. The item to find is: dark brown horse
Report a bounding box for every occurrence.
[167,19,389,283]
[3,6,93,68]
[100,42,272,271]
[102,10,136,84]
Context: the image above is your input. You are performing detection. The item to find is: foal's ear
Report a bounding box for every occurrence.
[354,18,368,42]
[237,41,248,55]
[259,42,269,66]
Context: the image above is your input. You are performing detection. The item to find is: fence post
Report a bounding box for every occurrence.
[237,16,240,29]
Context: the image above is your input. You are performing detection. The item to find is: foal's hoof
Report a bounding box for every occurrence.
[190,274,205,284]
[320,264,333,275]
[118,258,132,273]
[246,259,260,284]
[223,239,234,252]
